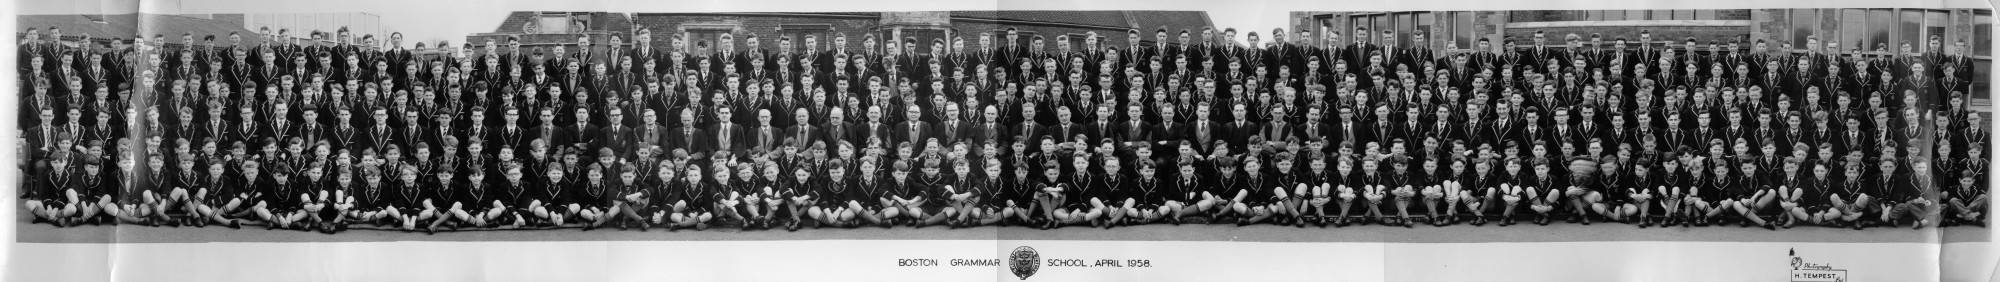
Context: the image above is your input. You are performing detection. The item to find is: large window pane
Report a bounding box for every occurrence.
[1968,10,1984,56]
[1791,9,1817,50]
[1926,10,1949,52]
[1626,10,1649,21]
[1416,12,1435,49]
[1841,9,1868,54]
[1396,13,1414,46]
[1901,9,1923,52]
[1870,9,1895,52]
[1375,14,1391,43]
[1455,11,1474,50]
[1603,10,1626,21]
[1695,10,1717,20]
[1360,16,1376,38]
[1675,10,1695,20]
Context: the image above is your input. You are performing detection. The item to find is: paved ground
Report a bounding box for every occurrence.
[16,213,1989,243]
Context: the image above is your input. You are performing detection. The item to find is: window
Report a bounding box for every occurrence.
[1318,16,1344,45]
[779,24,833,53]
[1694,10,1716,20]
[1925,10,1949,52]
[1976,10,1991,56]
[1395,13,1415,46]
[1416,12,1435,49]
[1374,14,1391,42]
[1791,9,1817,49]
[1579,10,1627,21]
[1869,9,1894,52]
[1351,17,1367,38]
[1454,12,1474,50]
[1900,9,1923,51]
[1625,10,1650,21]
[535,13,572,34]
[1840,9,1868,54]
[1673,10,1695,20]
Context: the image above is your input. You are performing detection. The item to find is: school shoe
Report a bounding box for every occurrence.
[1501,217,1515,226]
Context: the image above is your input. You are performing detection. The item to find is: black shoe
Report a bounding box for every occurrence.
[1502,217,1515,226]
[227,220,243,229]
[1762,221,1777,230]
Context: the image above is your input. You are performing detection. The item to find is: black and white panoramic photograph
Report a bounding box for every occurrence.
[3,0,1997,281]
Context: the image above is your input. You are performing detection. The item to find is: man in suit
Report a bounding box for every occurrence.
[898,104,933,148]
[787,108,820,150]
[598,107,636,153]
[665,108,709,159]
[709,106,745,154]
[560,107,600,154]
[749,108,783,155]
